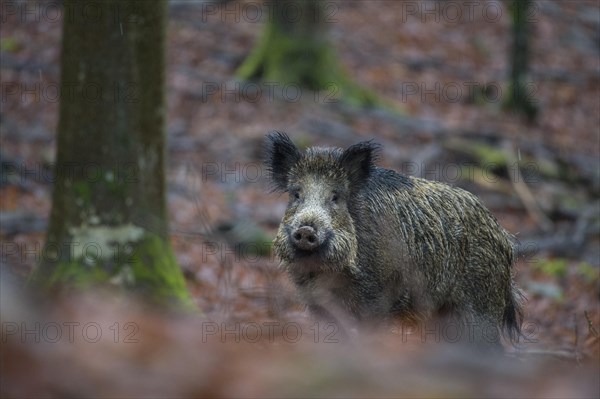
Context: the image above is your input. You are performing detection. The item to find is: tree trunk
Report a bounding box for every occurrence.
[237,0,383,108]
[32,0,191,306]
[505,0,538,120]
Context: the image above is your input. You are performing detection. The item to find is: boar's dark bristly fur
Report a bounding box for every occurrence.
[265,131,524,348]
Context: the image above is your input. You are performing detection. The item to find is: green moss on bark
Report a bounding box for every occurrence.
[40,232,192,308]
[128,235,191,306]
[236,0,390,109]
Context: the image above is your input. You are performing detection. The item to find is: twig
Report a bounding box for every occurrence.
[584,310,599,338]
[514,223,599,258]
[573,313,582,365]
[574,313,579,349]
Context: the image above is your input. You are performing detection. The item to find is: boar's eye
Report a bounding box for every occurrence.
[292,191,301,200]
[331,192,339,203]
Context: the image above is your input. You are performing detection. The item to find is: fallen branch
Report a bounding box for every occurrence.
[504,141,554,232]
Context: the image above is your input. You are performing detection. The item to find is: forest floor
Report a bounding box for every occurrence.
[1,1,599,397]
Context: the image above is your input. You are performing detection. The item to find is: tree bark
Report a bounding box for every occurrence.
[505,0,538,120]
[237,0,383,108]
[32,0,191,306]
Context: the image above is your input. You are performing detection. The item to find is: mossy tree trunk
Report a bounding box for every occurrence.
[237,0,382,108]
[32,0,191,306]
[505,0,538,120]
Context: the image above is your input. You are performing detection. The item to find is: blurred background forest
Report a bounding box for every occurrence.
[1,0,599,397]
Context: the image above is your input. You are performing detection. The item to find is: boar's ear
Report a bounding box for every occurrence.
[264,131,302,191]
[340,140,380,190]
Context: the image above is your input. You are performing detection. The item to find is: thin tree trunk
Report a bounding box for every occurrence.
[506,0,537,120]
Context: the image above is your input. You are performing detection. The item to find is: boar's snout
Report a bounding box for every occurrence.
[291,225,320,251]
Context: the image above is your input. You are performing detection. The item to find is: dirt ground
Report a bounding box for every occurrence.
[1,1,599,397]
